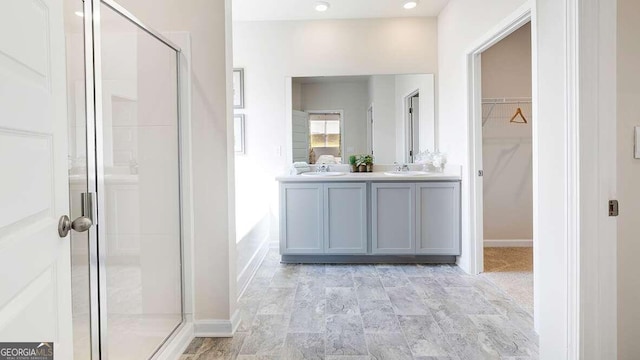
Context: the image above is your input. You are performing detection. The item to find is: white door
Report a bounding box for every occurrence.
[0,0,73,358]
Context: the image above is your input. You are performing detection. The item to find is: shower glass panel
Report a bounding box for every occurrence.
[64,1,93,358]
[97,3,183,359]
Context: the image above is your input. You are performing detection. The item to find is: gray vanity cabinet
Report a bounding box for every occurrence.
[371,183,416,254]
[415,182,461,255]
[324,183,368,254]
[280,183,324,254]
[280,180,461,257]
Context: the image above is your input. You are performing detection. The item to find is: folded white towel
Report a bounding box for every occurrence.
[289,164,310,175]
[293,162,310,168]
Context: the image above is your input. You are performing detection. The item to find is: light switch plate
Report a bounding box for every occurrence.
[636,127,640,159]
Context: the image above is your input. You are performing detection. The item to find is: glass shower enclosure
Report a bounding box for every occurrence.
[65,0,185,358]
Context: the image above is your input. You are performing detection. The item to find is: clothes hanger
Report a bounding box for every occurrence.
[510,105,528,124]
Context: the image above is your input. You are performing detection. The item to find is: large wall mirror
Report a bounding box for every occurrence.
[290,74,435,164]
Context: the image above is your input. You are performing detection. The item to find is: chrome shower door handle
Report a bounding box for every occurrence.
[58,215,93,238]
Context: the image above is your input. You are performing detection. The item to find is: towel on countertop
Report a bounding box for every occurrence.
[290,162,310,175]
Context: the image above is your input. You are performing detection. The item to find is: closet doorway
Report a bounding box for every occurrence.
[477,22,534,313]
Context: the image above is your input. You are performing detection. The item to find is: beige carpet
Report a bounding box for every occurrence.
[481,247,534,314]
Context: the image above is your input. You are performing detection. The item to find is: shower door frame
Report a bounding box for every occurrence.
[82,0,186,358]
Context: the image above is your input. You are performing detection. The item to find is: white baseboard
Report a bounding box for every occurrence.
[237,236,270,299]
[154,319,194,360]
[484,239,533,247]
[194,310,241,337]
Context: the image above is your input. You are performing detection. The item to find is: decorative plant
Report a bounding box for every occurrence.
[349,155,357,165]
[355,154,373,166]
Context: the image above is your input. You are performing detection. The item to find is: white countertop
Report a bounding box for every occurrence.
[276,167,461,182]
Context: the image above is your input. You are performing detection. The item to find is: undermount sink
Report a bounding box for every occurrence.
[301,171,347,177]
[384,171,431,176]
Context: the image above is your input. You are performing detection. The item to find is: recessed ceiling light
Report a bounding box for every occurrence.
[315,1,330,12]
[74,11,84,17]
[403,0,419,9]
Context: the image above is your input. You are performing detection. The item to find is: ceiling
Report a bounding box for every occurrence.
[233,0,450,22]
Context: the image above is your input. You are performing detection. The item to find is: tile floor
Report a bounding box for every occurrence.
[181,250,538,360]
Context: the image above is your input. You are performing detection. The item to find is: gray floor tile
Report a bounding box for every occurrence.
[351,265,378,277]
[326,314,368,356]
[354,276,388,301]
[397,315,454,357]
[236,355,282,360]
[326,264,354,275]
[444,332,501,360]
[376,267,411,287]
[300,264,326,276]
[398,264,434,277]
[270,267,301,288]
[424,298,477,334]
[468,315,536,357]
[257,287,296,315]
[325,273,355,287]
[386,286,429,315]
[184,249,538,360]
[409,277,448,299]
[443,288,500,315]
[288,300,326,333]
[283,333,325,360]
[326,287,359,315]
[435,275,472,288]
[239,314,288,356]
[296,278,325,302]
[365,333,413,360]
[359,299,401,333]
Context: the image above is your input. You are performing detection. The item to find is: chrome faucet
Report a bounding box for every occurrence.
[316,164,329,173]
[394,162,410,172]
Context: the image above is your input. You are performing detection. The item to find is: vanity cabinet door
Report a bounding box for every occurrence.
[371,183,416,254]
[280,183,324,254]
[324,183,367,254]
[415,182,461,255]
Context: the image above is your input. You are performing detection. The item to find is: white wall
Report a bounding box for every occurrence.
[481,23,532,241]
[394,74,436,161]
[366,74,436,163]
[368,75,397,164]
[617,0,640,357]
[115,0,237,327]
[437,0,528,271]
[300,80,369,156]
[233,16,438,243]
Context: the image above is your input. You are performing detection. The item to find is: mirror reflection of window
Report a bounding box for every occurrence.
[309,113,341,164]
